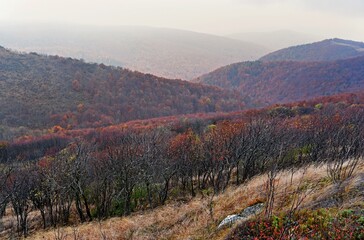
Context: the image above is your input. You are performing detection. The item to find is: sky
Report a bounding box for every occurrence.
[0,0,363,40]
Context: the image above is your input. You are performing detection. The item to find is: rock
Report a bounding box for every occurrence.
[217,203,265,229]
[239,203,265,218]
[217,214,244,229]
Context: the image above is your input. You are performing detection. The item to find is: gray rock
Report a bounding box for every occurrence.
[217,203,265,229]
[239,203,265,218]
[217,214,244,229]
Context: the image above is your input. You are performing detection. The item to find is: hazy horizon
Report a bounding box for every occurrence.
[0,0,363,41]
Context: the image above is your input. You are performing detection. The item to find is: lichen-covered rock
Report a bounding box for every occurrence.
[239,203,265,218]
[217,215,244,229]
[217,203,265,229]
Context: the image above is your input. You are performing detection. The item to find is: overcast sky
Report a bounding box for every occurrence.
[0,0,363,40]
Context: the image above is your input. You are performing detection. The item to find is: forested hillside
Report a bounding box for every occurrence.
[0,91,363,238]
[195,56,364,106]
[0,47,244,139]
[260,38,364,62]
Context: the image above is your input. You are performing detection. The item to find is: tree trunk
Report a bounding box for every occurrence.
[82,193,93,221]
[75,195,85,222]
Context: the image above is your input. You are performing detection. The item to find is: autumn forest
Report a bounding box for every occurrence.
[0,15,364,239]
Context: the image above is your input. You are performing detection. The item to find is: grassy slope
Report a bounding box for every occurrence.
[27,161,364,239]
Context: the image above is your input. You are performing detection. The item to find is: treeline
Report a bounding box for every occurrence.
[0,104,363,237]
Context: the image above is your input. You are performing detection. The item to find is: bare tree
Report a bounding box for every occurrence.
[5,164,35,237]
[326,109,364,183]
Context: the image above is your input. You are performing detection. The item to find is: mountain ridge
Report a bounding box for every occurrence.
[195,55,364,106]
[260,38,364,62]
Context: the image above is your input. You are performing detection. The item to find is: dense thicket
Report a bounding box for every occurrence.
[195,56,364,106]
[260,38,364,62]
[0,95,363,237]
[0,47,245,139]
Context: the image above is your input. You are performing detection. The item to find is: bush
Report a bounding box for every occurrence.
[226,208,364,239]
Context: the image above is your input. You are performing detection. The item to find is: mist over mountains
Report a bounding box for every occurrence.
[0,24,268,80]
[227,30,321,51]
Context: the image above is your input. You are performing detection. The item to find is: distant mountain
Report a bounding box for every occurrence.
[0,46,245,139]
[0,24,268,80]
[260,38,364,62]
[227,30,320,51]
[195,56,364,106]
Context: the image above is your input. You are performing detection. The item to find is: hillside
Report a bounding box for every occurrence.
[0,90,363,238]
[227,30,320,51]
[260,38,364,62]
[195,56,364,106]
[4,91,363,162]
[27,163,364,240]
[0,24,268,80]
[0,46,244,139]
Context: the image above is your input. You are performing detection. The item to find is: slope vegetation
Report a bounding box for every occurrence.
[26,162,364,240]
[0,91,363,238]
[260,38,364,62]
[195,56,364,106]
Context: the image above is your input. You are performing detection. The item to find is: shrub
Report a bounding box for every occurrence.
[226,208,364,239]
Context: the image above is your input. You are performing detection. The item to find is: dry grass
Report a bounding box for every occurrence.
[24,161,364,240]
